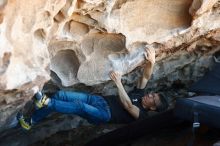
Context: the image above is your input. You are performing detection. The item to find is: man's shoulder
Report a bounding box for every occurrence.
[138,109,149,120]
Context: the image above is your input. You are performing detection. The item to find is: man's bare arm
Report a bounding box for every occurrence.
[110,71,140,119]
[137,47,155,89]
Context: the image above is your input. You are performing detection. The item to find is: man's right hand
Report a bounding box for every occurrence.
[110,71,122,85]
[144,47,155,65]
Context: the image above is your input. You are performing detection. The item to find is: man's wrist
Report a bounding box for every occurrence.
[146,61,154,66]
[115,81,123,87]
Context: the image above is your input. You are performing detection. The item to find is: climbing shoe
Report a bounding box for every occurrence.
[16,112,32,130]
[34,91,49,109]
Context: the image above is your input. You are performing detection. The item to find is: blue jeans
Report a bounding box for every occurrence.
[31,91,111,124]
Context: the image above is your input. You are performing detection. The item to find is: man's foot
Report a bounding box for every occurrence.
[16,112,32,130]
[34,91,49,109]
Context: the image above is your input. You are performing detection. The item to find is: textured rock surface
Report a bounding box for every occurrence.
[1,0,220,145]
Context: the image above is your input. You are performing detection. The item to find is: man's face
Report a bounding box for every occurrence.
[141,93,161,110]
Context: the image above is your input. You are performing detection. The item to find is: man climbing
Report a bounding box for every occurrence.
[17,47,168,130]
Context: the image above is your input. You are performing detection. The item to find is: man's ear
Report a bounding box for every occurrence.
[150,106,156,111]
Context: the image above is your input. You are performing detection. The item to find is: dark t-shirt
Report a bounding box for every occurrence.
[104,88,149,124]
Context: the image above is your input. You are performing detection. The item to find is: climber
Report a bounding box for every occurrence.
[17,47,169,130]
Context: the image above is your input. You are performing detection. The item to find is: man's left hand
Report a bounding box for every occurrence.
[110,71,122,85]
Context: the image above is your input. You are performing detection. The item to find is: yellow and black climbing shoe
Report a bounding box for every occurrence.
[34,91,49,109]
[16,112,32,131]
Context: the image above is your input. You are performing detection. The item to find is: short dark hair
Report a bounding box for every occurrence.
[156,93,169,112]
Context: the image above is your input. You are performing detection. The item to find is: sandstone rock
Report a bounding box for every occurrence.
[191,0,218,16]
[105,0,192,46]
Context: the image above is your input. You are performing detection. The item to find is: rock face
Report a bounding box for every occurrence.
[0,0,220,145]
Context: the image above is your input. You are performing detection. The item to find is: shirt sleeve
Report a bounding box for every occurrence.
[135,88,145,96]
[129,87,145,97]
